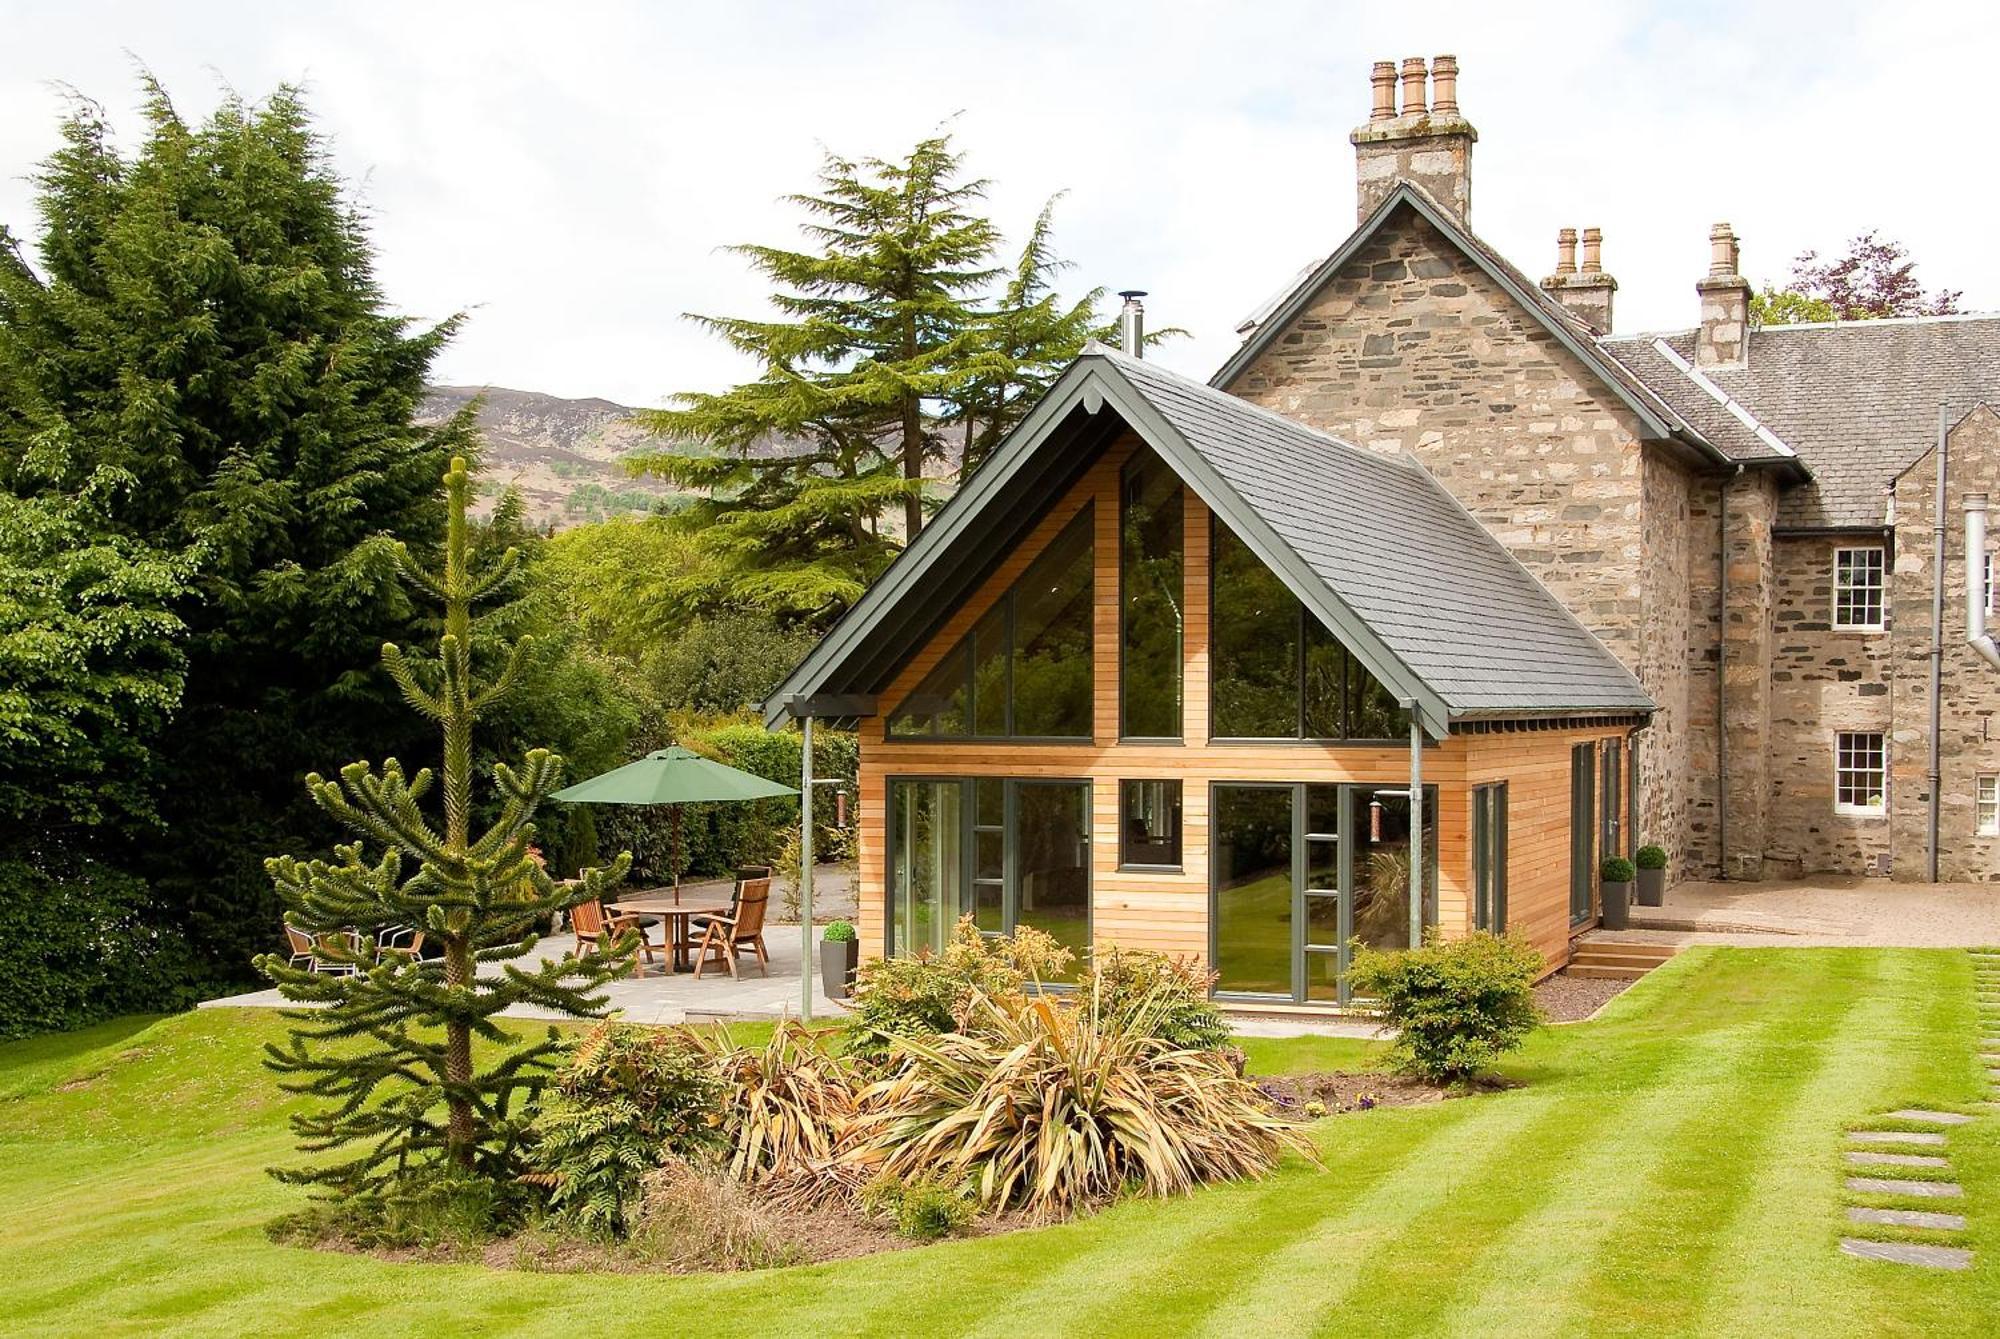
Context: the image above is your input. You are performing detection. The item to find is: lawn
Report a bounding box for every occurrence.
[0,948,1994,1337]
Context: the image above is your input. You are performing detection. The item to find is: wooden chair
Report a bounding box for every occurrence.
[691,877,771,980]
[570,899,665,976]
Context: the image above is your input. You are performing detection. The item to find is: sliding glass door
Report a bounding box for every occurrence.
[888,776,1090,974]
[1212,782,1436,1005]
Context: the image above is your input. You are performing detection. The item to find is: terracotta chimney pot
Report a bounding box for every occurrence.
[1431,55,1459,114]
[1581,227,1603,275]
[1400,57,1428,116]
[1555,228,1578,275]
[1369,61,1397,121]
[1709,222,1738,278]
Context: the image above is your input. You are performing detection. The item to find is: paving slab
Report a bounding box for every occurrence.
[1845,1151,1951,1168]
[1847,1207,1968,1230]
[1849,1130,1947,1146]
[1839,1239,1973,1270]
[1885,1109,1975,1125]
[1847,1177,1964,1198]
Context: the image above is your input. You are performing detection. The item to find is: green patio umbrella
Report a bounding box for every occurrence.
[550,745,798,896]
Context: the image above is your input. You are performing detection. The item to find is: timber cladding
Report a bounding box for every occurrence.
[851,434,1629,983]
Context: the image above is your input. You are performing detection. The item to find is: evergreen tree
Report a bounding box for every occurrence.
[0,81,470,993]
[255,456,633,1194]
[630,134,1000,627]
[957,196,1108,474]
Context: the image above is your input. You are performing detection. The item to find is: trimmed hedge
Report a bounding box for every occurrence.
[0,856,199,1038]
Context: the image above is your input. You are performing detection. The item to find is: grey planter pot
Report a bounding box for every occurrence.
[1636,866,1667,907]
[820,938,858,1001]
[1600,880,1632,931]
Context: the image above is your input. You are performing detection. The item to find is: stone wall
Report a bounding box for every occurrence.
[1222,202,1700,870]
[1763,532,1896,876]
[1884,406,2000,881]
[1683,479,1725,877]
[1720,474,1780,879]
[1639,449,1699,877]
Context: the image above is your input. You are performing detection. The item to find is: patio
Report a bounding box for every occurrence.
[1604,875,2000,947]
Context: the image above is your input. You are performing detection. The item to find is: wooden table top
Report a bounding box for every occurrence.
[610,889,734,915]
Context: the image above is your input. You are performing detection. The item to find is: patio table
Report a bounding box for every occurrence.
[609,889,734,974]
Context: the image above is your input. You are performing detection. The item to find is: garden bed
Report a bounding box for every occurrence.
[1255,1069,1508,1116]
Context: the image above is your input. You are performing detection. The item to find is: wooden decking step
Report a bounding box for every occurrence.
[1565,965,1652,981]
[1849,1130,1946,1146]
[1845,1151,1950,1168]
[1885,1109,1974,1125]
[1839,1239,1972,1270]
[1846,1177,1963,1198]
[1848,1207,1966,1230]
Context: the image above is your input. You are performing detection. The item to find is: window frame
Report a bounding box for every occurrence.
[1833,731,1888,817]
[1117,778,1184,871]
[1977,773,1999,837]
[1831,545,1886,632]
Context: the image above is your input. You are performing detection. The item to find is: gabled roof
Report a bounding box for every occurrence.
[765,346,1654,736]
[1604,315,2000,530]
[1209,183,1722,463]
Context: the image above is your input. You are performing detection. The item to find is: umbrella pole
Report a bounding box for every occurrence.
[671,804,683,903]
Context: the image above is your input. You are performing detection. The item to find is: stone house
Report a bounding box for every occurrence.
[1216,56,2000,884]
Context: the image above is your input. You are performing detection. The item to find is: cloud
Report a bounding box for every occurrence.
[2,1,1993,404]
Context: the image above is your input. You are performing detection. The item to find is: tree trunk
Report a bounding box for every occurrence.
[902,393,924,539]
[442,935,476,1168]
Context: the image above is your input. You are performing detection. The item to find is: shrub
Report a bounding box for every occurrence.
[523,1025,725,1237]
[628,1160,808,1271]
[706,1023,862,1206]
[1085,946,1231,1051]
[845,991,1311,1220]
[861,1172,977,1240]
[1348,931,1544,1084]
[1601,855,1636,883]
[844,918,1069,1063]
[822,920,857,943]
[1635,844,1668,871]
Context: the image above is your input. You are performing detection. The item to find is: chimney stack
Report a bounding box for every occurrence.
[1118,290,1146,359]
[1351,54,1477,224]
[1540,226,1617,335]
[1694,222,1752,368]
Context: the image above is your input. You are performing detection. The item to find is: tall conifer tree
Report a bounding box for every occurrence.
[0,81,469,992]
[631,135,1000,627]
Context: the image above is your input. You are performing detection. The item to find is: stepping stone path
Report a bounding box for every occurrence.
[1839,1240,1973,1270]
[1835,952,1991,1270]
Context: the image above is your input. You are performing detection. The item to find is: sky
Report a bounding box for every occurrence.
[3,1,1995,407]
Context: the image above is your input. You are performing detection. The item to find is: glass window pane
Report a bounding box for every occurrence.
[1349,786,1436,953]
[887,639,972,737]
[1303,620,1346,738]
[1304,893,1340,948]
[1119,779,1182,867]
[1305,948,1340,1003]
[971,603,1010,737]
[1347,656,1405,739]
[1212,522,1300,737]
[1014,782,1090,975]
[1012,509,1095,738]
[889,780,964,956]
[1213,786,1294,994]
[1121,451,1184,739]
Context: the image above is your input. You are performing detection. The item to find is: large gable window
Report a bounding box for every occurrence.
[1210,518,1406,740]
[1832,546,1885,630]
[887,506,1094,740]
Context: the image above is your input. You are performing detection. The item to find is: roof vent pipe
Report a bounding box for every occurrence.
[1967,493,2000,668]
[1118,290,1146,358]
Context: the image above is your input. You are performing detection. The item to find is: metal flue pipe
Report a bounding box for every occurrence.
[1968,492,2000,669]
[1118,291,1147,358]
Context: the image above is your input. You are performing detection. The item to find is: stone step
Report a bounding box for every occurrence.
[1849,1130,1947,1146]
[1884,1109,1974,1125]
[1564,964,1652,981]
[1847,1206,1967,1230]
[1846,1151,1951,1168]
[1847,1177,1963,1198]
[1839,1239,1973,1270]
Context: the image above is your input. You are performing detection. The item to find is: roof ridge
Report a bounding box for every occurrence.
[1755,310,2000,333]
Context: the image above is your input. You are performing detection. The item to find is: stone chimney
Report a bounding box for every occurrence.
[1694,222,1752,368]
[1351,54,1477,223]
[1539,226,1617,335]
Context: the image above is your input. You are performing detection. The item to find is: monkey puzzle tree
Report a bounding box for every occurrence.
[255,456,633,1199]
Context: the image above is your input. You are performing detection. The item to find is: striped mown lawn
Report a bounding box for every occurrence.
[0,947,1993,1336]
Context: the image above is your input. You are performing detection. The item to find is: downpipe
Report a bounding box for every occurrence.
[1968,493,2000,669]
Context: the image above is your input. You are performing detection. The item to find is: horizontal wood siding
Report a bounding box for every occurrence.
[853,431,1633,980]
